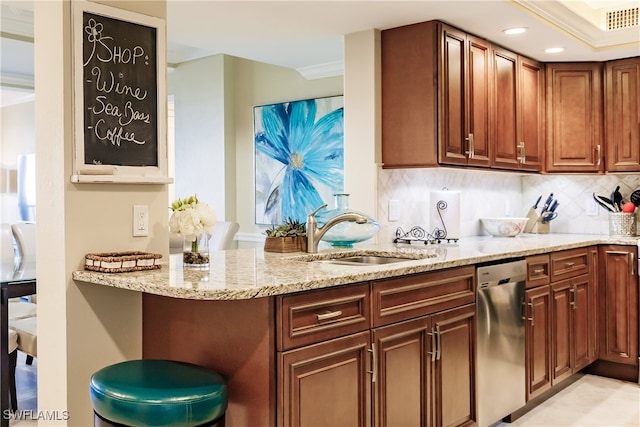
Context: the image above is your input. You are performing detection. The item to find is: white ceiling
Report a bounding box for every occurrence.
[1,0,639,106]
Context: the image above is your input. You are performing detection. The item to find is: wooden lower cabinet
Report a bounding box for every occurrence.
[525,285,552,401]
[551,274,594,384]
[598,246,638,365]
[372,304,476,427]
[279,331,372,427]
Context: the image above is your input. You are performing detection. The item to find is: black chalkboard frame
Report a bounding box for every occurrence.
[71,1,171,184]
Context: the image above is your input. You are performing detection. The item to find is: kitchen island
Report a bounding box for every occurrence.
[73,234,639,427]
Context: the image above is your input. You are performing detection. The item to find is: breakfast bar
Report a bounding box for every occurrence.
[72,234,640,427]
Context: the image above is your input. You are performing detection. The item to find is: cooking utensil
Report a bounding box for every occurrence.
[593,193,614,212]
[540,193,554,214]
[630,189,640,207]
[532,195,542,209]
[542,200,559,223]
[611,186,623,211]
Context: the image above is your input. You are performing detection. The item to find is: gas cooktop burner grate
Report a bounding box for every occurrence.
[394,226,458,245]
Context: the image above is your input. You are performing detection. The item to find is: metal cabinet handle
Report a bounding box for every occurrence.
[465,133,475,159]
[316,310,342,322]
[596,144,601,166]
[367,343,377,383]
[527,301,534,326]
[427,328,437,362]
[565,261,575,268]
[570,285,577,310]
[630,253,635,276]
[533,268,545,275]
[518,141,526,164]
[435,325,442,361]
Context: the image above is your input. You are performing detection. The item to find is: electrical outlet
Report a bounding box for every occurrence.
[133,205,149,237]
[586,198,598,216]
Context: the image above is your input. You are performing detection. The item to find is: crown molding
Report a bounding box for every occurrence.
[514,0,639,49]
[296,61,344,80]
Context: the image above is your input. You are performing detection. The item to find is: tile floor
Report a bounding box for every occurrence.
[8,352,37,427]
[5,362,639,427]
[495,374,640,427]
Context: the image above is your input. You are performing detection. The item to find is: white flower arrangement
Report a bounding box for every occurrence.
[169,195,217,242]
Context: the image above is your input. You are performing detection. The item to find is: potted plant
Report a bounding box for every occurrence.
[264,218,307,253]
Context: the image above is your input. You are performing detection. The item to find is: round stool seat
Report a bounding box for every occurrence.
[90,359,227,427]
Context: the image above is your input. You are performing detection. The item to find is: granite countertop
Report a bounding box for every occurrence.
[72,234,639,301]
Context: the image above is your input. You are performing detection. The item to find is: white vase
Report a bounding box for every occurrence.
[183,233,210,268]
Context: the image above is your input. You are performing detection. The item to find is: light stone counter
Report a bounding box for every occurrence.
[72,234,639,300]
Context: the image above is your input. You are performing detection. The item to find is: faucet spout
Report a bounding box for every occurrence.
[306,207,368,253]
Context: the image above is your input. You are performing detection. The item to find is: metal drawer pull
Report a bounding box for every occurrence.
[533,268,545,275]
[316,310,342,321]
[564,262,575,268]
[368,343,377,383]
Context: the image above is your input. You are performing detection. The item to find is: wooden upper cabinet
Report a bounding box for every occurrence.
[545,62,604,173]
[381,21,438,168]
[439,24,491,167]
[605,57,640,172]
[491,48,544,171]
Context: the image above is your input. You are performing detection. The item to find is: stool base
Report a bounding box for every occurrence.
[94,411,226,427]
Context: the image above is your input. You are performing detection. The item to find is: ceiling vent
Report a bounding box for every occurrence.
[604,7,639,30]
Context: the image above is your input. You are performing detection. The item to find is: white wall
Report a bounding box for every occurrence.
[35,1,168,425]
[0,101,35,224]
[169,55,233,220]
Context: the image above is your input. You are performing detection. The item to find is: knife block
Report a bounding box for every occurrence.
[524,208,550,234]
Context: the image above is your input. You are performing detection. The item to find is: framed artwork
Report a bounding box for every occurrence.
[254,95,344,225]
[70,1,171,184]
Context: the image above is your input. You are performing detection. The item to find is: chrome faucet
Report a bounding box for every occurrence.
[306,204,368,253]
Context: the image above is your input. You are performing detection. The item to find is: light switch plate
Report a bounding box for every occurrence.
[388,200,400,222]
[586,198,598,216]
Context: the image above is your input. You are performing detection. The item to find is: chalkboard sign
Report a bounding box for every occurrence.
[72,1,169,183]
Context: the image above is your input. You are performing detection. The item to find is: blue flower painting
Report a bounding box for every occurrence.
[254,95,344,225]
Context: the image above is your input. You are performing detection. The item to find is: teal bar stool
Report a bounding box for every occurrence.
[90,359,228,427]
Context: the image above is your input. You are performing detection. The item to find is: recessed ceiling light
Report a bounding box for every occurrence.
[502,27,527,35]
[545,47,565,53]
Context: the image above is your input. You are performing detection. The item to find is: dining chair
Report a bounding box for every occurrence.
[1,223,15,265]
[170,221,239,254]
[210,222,239,251]
[2,223,37,319]
[10,222,36,267]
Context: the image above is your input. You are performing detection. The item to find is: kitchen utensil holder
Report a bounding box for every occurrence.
[524,208,550,234]
[609,212,637,237]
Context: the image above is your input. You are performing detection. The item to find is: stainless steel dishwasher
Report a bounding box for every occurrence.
[476,259,526,427]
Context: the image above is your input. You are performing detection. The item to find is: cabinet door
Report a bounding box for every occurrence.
[598,246,639,366]
[278,331,371,427]
[491,47,518,169]
[572,274,594,371]
[546,63,603,172]
[439,25,490,168]
[372,316,432,427]
[525,285,552,401]
[551,279,573,384]
[518,57,544,171]
[605,57,640,172]
[381,21,439,168]
[431,304,477,427]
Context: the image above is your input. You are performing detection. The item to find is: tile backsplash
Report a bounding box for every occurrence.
[376,167,640,244]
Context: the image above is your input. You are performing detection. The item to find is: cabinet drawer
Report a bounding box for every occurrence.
[550,248,590,282]
[277,283,370,351]
[371,266,475,327]
[527,254,550,288]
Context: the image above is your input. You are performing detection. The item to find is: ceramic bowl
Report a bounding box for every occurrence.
[480,217,529,237]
